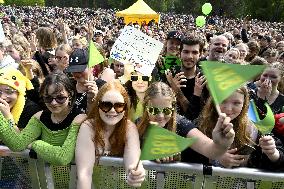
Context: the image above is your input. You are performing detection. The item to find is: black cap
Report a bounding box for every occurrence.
[166,30,184,41]
[66,48,88,73]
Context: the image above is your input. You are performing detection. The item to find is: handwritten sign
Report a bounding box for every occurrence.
[110,26,164,76]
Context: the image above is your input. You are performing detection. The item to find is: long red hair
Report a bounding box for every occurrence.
[88,80,130,156]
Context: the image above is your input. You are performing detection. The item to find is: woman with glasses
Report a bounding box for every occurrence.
[125,71,151,122]
[0,71,86,165]
[0,67,42,129]
[75,80,145,189]
[138,82,235,163]
[54,44,72,72]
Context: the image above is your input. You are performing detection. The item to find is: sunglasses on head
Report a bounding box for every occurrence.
[130,75,151,82]
[147,106,174,116]
[98,101,126,113]
[43,95,69,104]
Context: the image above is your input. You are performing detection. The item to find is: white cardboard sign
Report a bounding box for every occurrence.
[110,26,163,76]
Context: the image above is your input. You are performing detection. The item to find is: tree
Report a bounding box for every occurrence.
[244,0,284,21]
[5,0,45,6]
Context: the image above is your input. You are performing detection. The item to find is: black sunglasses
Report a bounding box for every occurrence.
[147,106,174,116]
[43,96,69,104]
[130,75,151,82]
[98,101,126,113]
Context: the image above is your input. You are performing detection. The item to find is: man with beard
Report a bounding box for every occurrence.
[207,35,229,61]
[165,37,208,120]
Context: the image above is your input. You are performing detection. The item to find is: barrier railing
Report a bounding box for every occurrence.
[0,145,284,189]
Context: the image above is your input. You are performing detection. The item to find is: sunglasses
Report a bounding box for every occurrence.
[43,95,69,104]
[147,106,174,116]
[0,87,17,97]
[130,75,151,82]
[98,101,126,113]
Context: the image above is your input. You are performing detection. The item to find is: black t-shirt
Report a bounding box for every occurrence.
[18,98,42,129]
[40,108,81,131]
[178,115,210,164]
[73,92,87,114]
[175,114,195,137]
[170,65,209,120]
[72,79,106,114]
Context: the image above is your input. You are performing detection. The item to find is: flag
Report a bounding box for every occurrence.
[248,99,260,123]
[140,122,197,160]
[248,100,275,135]
[88,40,104,68]
[201,61,266,105]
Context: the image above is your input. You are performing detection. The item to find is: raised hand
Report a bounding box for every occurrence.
[0,98,13,120]
[85,80,98,102]
[194,72,207,97]
[29,33,38,52]
[258,79,272,100]
[212,113,235,149]
[165,70,187,92]
[259,135,280,162]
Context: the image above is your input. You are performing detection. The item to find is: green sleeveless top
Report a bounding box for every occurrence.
[0,112,79,165]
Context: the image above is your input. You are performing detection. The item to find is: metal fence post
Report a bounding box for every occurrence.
[156,171,165,189]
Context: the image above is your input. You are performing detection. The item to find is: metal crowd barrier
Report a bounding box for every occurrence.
[0,145,284,189]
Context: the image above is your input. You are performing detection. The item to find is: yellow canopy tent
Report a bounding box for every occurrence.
[116,0,160,25]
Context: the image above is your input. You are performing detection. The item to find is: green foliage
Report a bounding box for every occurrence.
[8,0,284,22]
[244,0,284,22]
[5,0,45,6]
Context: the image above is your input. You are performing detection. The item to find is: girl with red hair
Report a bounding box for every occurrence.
[75,80,145,189]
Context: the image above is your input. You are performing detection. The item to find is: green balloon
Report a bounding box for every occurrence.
[202,3,213,15]
[195,16,206,27]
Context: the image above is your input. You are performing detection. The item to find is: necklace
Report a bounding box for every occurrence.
[51,110,71,124]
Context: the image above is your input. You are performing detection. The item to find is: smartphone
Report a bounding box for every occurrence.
[235,144,255,155]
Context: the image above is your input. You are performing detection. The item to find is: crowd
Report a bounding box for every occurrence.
[0,4,283,188]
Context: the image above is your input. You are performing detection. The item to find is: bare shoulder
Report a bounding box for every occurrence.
[127,120,137,130]
[126,120,139,137]
[73,114,88,125]
[78,119,95,138]
[33,111,43,119]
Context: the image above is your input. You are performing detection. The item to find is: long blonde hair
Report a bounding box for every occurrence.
[137,82,177,137]
[198,87,251,149]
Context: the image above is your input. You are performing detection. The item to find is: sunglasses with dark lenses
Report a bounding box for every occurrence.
[98,101,126,113]
[43,96,69,104]
[147,106,174,116]
[130,75,151,82]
